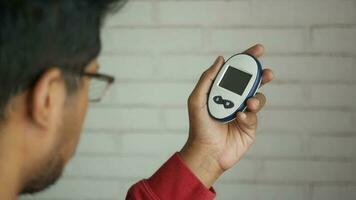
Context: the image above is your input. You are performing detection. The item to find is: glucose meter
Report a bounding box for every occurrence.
[207,53,262,123]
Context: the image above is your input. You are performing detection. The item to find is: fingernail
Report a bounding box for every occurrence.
[255,44,264,51]
[239,112,246,119]
[214,56,221,64]
[254,99,260,106]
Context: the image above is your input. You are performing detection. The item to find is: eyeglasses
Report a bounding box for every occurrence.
[81,72,115,103]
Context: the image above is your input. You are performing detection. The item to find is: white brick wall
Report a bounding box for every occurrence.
[21,0,356,199]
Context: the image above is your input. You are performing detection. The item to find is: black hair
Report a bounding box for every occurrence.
[0,0,126,121]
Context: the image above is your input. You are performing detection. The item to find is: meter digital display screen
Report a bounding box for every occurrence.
[219,66,252,95]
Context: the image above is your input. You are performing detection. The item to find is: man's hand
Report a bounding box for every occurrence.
[179,44,274,188]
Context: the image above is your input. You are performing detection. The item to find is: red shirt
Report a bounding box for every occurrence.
[126,153,216,200]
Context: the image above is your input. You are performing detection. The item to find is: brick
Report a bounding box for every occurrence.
[64,155,165,179]
[310,136,356,158]
[310,84,356,107]
[259,110,354,133]
[156,54,216,80]
[103,2,153,26]
[84,107,161,130]
[220,160,263,181]
[312,27,356,53]
[157,1,251,25]
[98,55,155,80]
[261,160,354,182]
[263,56,356,83]
[162,108,189,130]
[312,186,356,200]
[113,83,193,105]
[77,133,121,154]
[252,0,356,25]
[101,28,203,53]
[247,134,306,157]
[20,178,132,199]
[211,28,305,53]
[259,83,307,107]
[120,133,186,156]
[215,183,308,200]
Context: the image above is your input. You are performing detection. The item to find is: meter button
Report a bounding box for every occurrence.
[213,95,234,109]
[213,96,223,104]
[224,100,234,109]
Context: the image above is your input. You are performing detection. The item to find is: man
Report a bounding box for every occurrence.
[0,0,274,199]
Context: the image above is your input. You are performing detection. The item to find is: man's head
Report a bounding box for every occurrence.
[0,0,125,194]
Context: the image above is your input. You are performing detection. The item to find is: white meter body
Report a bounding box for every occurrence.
[207,53,262,123]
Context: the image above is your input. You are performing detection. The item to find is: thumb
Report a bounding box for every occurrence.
[190,56,225,105]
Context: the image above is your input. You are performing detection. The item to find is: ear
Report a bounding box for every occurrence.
[30,68,67,130]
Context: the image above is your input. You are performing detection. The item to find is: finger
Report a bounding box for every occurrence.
[243,44,265,58]
[236,111,258,132]
[190,56,225,104]
[246,92,266,113]
[260,68,274,88]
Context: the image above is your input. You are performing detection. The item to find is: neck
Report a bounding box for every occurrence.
[0,127,26,200]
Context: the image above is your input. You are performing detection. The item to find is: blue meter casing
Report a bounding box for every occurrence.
[207,53,262,123]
